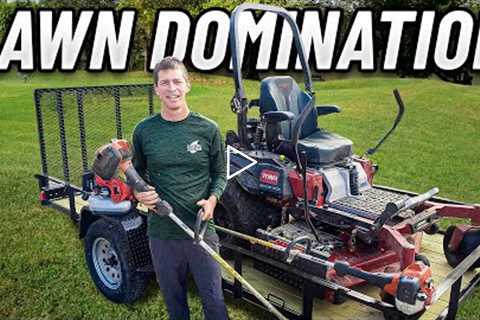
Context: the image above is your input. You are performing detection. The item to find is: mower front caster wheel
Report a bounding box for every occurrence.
[84,218,149,303]
[443,225,480,270]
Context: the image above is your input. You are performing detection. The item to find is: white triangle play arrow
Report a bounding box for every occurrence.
[226,145,258,180]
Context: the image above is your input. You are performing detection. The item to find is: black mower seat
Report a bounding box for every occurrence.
[298,129,353,165]
[259,76,352,164]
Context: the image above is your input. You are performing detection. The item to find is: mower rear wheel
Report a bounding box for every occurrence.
[220,180,281,236]
[443,225,480,270]
[84,218,149,303]
[213,203,235,259]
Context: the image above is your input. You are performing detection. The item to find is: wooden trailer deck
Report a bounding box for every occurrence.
[51,196,479,320]
[220,233,478,320]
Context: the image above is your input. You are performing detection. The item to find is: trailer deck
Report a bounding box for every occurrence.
[220,233,479,320]
[48,194,479,320]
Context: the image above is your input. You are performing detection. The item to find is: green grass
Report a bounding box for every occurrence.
[0,71,479,319]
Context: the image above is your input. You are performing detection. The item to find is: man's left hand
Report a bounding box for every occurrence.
[196,195,218,221]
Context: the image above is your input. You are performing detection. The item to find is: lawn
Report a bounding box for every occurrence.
[0,71,478,319]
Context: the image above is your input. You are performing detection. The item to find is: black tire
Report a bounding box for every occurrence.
[424,223,439,235]
[443,225,463,268]
[443,225,480,270]
[84,218,149,304]
[220,180,281,236]
[213,203,236,259]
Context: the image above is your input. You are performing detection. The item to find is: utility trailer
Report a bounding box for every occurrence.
[33,5,480,319]
[33,82,480,320]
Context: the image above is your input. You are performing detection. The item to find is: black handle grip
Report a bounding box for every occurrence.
[316,105,341,116]
[334,261,393,289]
[194,209,208,244]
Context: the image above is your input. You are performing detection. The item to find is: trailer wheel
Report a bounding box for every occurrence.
[443,225,480,270]
[84,218,148,303]
[220,180,281,236]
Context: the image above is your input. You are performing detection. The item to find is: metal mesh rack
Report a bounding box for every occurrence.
[34,84,159,189]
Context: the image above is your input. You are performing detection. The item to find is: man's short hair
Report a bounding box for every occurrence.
[153,57,190,86]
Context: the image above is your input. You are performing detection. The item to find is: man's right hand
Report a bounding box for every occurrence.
[133,185,159,211]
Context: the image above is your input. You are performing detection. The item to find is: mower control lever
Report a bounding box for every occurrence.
[263,111,295,123]
[194,209,208,245]
[364,89,405,157]
[316,105,341,116]
[374,187,439,228]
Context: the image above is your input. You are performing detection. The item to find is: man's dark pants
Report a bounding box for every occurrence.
[150,233,228,320]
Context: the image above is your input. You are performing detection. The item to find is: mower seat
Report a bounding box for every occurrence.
[259,76,353,165]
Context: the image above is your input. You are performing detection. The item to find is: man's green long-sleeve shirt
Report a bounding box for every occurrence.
[132,112,227,239]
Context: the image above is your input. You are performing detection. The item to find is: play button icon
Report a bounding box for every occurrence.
[226,145,258,180]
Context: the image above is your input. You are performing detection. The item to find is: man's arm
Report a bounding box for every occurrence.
[132,127,147,179]
[198,126,226,220]
[209,126,227,200]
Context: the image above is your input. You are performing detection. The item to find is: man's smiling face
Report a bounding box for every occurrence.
[154,68,190,111]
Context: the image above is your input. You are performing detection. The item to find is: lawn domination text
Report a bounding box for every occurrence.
[1,9,480,72]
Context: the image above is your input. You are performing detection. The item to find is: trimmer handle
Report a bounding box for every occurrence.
[194,209,208,244]
[334,261,393,288]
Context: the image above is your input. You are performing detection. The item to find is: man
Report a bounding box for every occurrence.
[132,57,228,320]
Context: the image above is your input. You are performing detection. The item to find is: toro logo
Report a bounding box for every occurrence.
[260,169,279,185]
